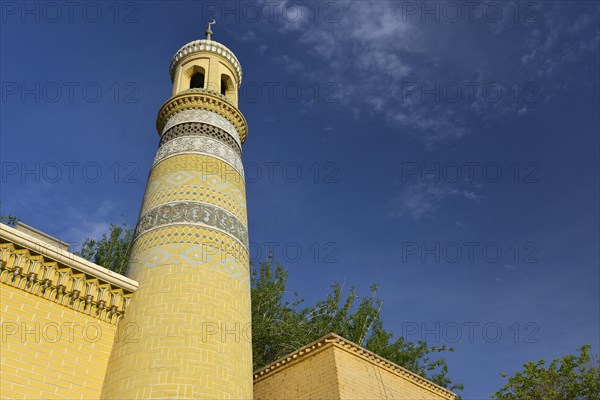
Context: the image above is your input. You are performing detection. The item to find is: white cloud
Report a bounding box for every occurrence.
[274,54,306,74]
[55,199,117,247]
[276,1,313,33]
[2,182,122,249]
[388,182,482,220]
[256,44,268,55]
[520,4,599,80]
[239,30,257,42]
[261,1,599,147]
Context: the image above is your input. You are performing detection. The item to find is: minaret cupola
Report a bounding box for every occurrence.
[169,21,242,107]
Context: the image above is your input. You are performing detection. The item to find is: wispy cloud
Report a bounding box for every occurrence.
[2,182,121,249]
[388,182,482,220]
[253,1,599,147]
[56,199,117,247]
[256,44,268,55]
[274,54,307,74]
[239,30,257,42]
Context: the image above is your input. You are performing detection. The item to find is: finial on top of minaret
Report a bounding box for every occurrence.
[205,19,216,41]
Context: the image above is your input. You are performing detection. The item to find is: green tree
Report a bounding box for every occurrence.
[491,344,600,400]
[76,223,134,276]
[251,260,463,392]
[0,213,19,227]
[251,261,307,367]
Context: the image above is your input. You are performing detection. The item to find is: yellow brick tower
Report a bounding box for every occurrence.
[101,23,252,399]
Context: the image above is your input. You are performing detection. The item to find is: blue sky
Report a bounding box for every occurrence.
[1,1,598,397]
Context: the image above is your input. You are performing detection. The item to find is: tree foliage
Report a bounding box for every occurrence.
[491,344,600,400]
[251,260,463,392]
[0,213,19,227]
[75,223,134,276]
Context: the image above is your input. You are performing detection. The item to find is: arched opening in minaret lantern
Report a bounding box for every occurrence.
[190,71,205,89]
[184,65,207,90]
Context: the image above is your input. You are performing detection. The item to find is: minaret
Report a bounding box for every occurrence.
[101,23,252,399]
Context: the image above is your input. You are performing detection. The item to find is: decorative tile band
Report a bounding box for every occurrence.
[128,242,250,282]
[147,153,246,193]
[160,122,242,157]
[140,183,247,223]
[153,136,244,179]
[130,226,248,269]
[135,201,248,249]
[162,109,241,147]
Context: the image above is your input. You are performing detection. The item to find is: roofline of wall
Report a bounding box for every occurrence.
[15,221,70,248]
[0,223,139,292]
[253,332,457,400]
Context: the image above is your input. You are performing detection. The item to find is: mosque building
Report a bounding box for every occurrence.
[0,25,456,400]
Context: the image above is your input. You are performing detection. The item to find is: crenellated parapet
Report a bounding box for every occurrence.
[0,224,138,324]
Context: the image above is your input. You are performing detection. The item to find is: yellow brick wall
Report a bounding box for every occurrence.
[0,283,116,399]
[253,346,340,400]
[253,342,454,400]
[333,345,451,400]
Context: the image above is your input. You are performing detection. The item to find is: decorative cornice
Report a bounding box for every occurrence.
[170,39,242,86]
[14,221,70,251]
[0,224,139,324]
[157,90,248,143]
[253,333,457,400]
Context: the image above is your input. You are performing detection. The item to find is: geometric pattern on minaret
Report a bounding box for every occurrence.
[101,35,253,399]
